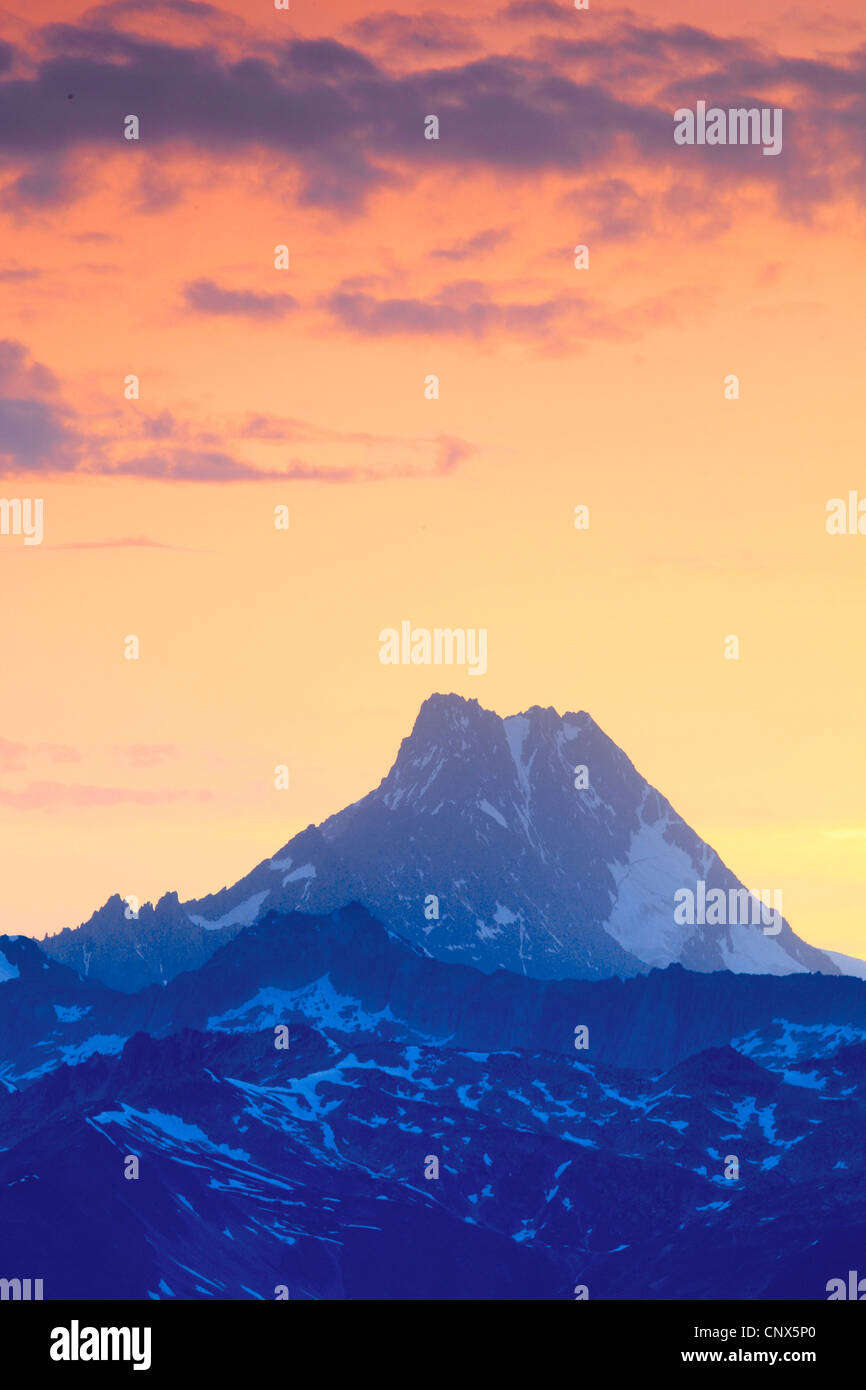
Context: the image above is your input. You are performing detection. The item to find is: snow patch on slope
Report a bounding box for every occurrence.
[188,891,269,931]
[603,820,696,968]
[0,950,20,983]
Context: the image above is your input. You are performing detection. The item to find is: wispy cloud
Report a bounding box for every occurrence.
[0,781,213,810]
[49,536,192,550]
[431,227,511,261]
[0,265,41,282]
[0,738,80,772]
[182,279,298,320]
[0,338,479,482]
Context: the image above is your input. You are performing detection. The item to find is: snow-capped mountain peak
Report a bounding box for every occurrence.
[43,693,857,989]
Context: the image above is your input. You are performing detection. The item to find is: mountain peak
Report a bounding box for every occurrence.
[42,692,856,990]
[410,691,493,739]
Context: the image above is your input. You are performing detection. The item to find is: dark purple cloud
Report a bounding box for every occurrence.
[0,339,60,395]
[3,19,856,216]
[431,227,511,260]
[0,27,393,209]
[324,276,712,344]
[567,22,754,65]
[0,398,76,470]
[0,340,83,473]
[109,448,267,481]
[324,280,566,340]
[498,1,571,24]
[82,0,227,23]
[140,410,176,439]
[182,279,297,319]
[1,159,80,211]
[0,265,42,281]
[348,10,477,56]
[281,38,379,79]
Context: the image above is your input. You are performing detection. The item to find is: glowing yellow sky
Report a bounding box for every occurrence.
[1,0,864,957]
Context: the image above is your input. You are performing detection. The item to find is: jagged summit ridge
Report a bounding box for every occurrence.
[43,693,853,990]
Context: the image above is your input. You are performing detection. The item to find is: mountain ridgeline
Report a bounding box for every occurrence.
[42,694,852,991]
[2,911,866,1299]
[7,907,866,1085]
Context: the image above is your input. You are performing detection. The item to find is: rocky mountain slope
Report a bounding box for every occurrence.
[42,695,852,990]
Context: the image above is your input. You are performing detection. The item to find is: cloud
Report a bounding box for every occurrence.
[0,398,78,470]
[348,10,477,56]
[108,448,271,481]
[0,340,85,473]
[0,781,212,810]
[0,339,60,395]
[0,28,396,207]
[324,280,566,340]
[81,0,228,25]
[234,416,476,479]
[3,19,859,216]
[134,161,183,213]
[237,413,447,450]
[0,336,478,482]
[182,279,297,319]
[498,1,572,24]
[0,265,41,282]
[325,273,714,346]
[431,227,511,261]
[0,738,81,771]
[48,536,191,550]
[0,738,180,803]
[1,158,82,211]
[432,436,474,475]
[140,410,176,440]
[561,177,646,242]
[109,435,475,483]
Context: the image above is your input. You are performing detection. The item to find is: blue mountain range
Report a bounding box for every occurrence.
[2,695,864,1300]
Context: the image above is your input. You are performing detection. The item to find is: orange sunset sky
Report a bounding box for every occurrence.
[0,0,864,956]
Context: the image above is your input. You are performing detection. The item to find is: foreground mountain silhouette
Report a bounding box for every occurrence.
[3,912,866,1299]
[44,694,861,990]
[7,909,866,1085]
